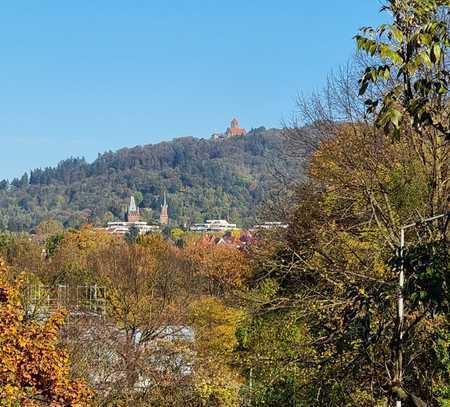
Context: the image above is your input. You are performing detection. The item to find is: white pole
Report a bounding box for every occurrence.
[396,227,405,407]
[249,368,253,406]
[395,212,447,406]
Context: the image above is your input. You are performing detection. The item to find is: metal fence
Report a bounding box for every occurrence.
[22,284,107,318]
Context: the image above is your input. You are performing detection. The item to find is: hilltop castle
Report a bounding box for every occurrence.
[211,118,247,140]
[225,118,246,137]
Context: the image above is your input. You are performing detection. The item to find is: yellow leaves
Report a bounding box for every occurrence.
[196,382,241,407]
[189,297,245,354]
[373,258,388,278]
[0,257,7,273]
[0,257,94,406]
[302,122,434,286]
[188,297,245,405]
[17,337,29,348]
[136,232,169,255]
[185,239,251,290]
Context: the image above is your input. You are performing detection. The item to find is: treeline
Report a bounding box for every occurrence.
[0,127,302,231]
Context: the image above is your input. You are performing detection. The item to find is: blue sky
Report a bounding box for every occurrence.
[0,1,385,180]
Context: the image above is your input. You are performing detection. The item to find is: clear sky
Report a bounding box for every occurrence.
[0,1,385,180]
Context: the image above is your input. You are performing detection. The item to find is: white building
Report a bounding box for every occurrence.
[190,219,238,232]
[106,221,160,236]
[104,196,160,236]
[252,221,288,231]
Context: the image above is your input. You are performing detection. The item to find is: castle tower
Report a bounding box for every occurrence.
[159,192,169,225]
[226,117,246,137]
[126,196,140,222]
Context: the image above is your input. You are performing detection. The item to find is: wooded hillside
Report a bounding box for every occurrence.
[0,127,303,230]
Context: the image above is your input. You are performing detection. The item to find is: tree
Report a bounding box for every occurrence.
[244,39,449,401]
[170,227,185,242]
[188,297,244,407]
[43,226,114,286]
[77,237,194,405]
[354,1,450,220]
[184,238,251,296]
[242,120,449,404]
[125,224,140,243]
[356,0,450,140]
[36,219,64,238]
[355,3,450,403]
[0,257,93,406]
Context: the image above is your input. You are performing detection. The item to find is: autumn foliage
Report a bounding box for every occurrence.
[0,257,93,406]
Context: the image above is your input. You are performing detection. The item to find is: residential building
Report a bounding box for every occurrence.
[190,219,238,232]
[252,221,288,231]
[106,221,159,236]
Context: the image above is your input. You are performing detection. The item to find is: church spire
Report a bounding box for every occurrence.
[129,196,137,213]
[126,195,140,222]
[160,192,169,225]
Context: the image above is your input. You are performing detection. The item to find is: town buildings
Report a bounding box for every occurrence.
[252,221,288,231]
[196,230,254,249]
[106,196,160,235]
[104,193,287,239]
[190,219,238,232]
[105,221,159,236]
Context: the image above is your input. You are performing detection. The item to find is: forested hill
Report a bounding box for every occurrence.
[0,127,302,231]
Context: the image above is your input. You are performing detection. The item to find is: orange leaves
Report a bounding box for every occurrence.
[185,239,251,292]
[0,257,94,406]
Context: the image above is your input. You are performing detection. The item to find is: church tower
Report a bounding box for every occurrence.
[126,196,140,222]
[159,192,169,225]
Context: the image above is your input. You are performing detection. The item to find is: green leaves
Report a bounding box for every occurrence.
[404,240,449,314]
[431,43,441,63]
[376,102,403,140]
[355,35,379,56]
[380,44,403,64]
[355,0,450,140]
[418,51,432,68]
[358,66,391,96]
[391,26,403,42]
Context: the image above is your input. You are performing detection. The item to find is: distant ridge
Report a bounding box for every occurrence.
[0,127,303,231]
